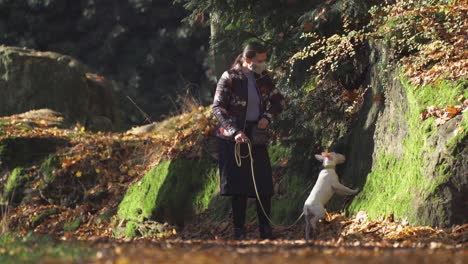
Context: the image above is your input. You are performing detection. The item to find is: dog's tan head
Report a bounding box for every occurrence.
[314,152,346,167]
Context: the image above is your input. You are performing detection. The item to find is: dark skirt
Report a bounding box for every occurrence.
[217,122,273,197]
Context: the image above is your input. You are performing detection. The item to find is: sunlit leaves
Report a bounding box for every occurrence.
[288,31,365,84]
[420,98,468,125]
[1,105,218,240]
[371,0,467,86]
[181,210,467,248]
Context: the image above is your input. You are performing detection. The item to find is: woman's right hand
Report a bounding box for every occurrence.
[234,131,249,143]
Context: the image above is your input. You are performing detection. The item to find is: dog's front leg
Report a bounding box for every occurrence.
[332,182,359,196]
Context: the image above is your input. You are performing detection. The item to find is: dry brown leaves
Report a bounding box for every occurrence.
[180,210,467,249]
[1,106,217,241]
[371,1,467,86]
[2,108,467,250]
[420,98,468,125]
[397,2,466,86]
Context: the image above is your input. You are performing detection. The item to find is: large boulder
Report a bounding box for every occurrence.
[0,46,121,131]
[344,41,467,227]
[0,1,209,126]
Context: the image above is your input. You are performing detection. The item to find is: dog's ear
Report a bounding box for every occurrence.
[315,154,324,161]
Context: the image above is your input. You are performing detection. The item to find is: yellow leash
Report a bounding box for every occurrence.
[234,141,304,229]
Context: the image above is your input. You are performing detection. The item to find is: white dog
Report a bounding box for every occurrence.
[303,152,358,241]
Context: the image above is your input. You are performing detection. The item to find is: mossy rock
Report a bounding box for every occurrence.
[270,168,311,225]
[0,137,67,169]
[39,155,98,207]
[117,156,219,237]
[177,143,311,226]
[124,221,139,238]
[345,41,468,226]
[0,46,121,131]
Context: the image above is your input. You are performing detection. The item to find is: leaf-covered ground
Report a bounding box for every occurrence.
[0,106,467,263]
[1,106,217,240]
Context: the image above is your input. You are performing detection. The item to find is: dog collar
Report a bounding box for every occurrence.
[323,165,335,169]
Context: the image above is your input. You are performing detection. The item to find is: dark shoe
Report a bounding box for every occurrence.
[234,227,246,240]
[259,225,275,240]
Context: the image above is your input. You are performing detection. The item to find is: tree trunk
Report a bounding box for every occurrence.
[210,11,230,80]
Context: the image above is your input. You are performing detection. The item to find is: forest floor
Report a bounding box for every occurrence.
[1,110,467,263]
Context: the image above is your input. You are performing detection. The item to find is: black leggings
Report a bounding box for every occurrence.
[232,195,271,228]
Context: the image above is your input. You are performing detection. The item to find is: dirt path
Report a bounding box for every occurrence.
[90,239,467,264]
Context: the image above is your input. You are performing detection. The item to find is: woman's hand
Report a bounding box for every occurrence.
[234,131,250,143]
[258,118,269,129]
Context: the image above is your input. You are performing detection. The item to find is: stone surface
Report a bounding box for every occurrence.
[0,1,209,126]
[0,46,121,131]
[344,41,467,226]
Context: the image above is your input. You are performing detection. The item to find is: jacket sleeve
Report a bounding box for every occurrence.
[212,71,240,137]
[261,75,285,123]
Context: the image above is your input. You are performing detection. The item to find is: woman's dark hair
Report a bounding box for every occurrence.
[231,41,267,69]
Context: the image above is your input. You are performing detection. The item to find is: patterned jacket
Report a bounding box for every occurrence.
[212,67,285,140]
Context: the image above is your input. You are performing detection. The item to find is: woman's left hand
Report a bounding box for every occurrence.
[258,117,269,129]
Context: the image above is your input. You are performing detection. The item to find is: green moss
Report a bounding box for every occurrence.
[125,221,138,238]
[268,144,291,165]
[271,170,309,224]
[2,167,33,204]
[2,167,24,202]
[117,160,171,223]
[206,143,308,225]
[348,75,467,224]
[152,157,219,224]
[203,143,310,225]
[31,209,59,228]
[409,79,466,113]
[210,197,231,221]
[348,153,418,220]
[0,233,93,263]
[302,78,318,94]
[63,217,81,232]
[117,156,219,237]
[0,145,4,164]
[39,155,61,189]
[268,144,309,224]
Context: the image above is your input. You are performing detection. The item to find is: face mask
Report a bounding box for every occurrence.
[248,61,267,74]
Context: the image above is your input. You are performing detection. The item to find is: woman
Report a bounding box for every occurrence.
[212,41,285,240]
